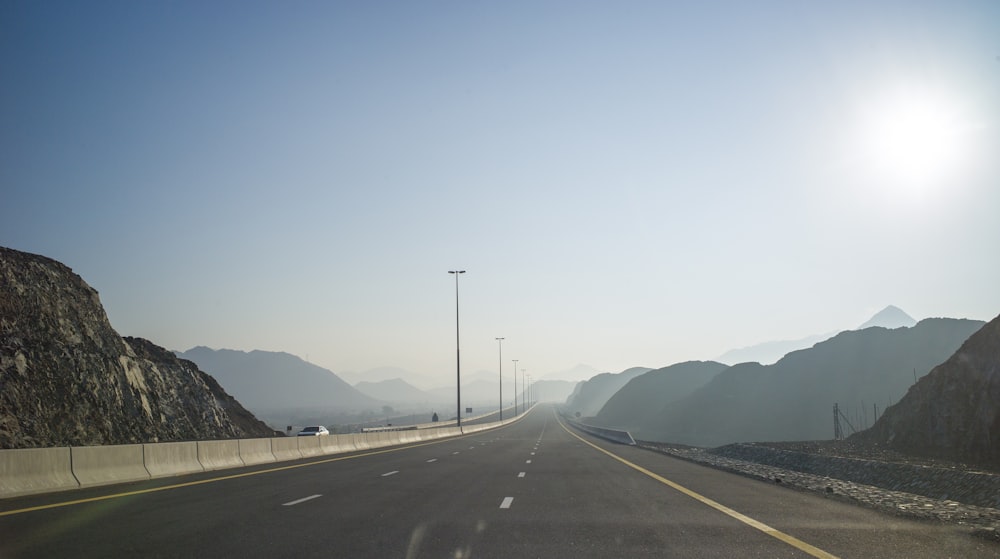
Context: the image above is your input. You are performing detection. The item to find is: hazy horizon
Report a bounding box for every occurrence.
[3,2,998,387]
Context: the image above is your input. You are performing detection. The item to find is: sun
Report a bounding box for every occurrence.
[858,87,969,192]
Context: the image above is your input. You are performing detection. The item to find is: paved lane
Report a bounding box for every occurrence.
[0,405,996,558]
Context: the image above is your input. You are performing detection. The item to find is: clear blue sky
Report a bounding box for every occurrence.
[3,1,998,384]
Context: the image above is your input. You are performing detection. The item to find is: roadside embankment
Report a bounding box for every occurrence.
[638,440,1000,538]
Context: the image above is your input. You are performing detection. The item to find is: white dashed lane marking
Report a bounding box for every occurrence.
[500,497,514,509]
[381,471,399,477]
[283,494,322,506]
[426,459,437,463]
[518,472,526,478]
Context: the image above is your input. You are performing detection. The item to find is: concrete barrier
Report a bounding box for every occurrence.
[238,438,275,466]
[271,437,301,461]
[351,433,371,451]
[0,409,507,500]
[364,432,384,449]
[320,435,352,454]
[401,430,422,443]
[565,418,636,445]
[0,447,79,498]
[338,434,359,452]
[297,436,324,457]
[197,440,244,471]
[144,441,204,478]
[72,444,149,487]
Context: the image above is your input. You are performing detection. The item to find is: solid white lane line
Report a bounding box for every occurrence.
[381,471,399,477]
[500,497,514,509]
[283,494,322,506]
[518,472,526,478]
[426,459,438,463]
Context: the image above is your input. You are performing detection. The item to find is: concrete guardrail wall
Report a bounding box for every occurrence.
[565,417,636,446]
[0,405,537,500]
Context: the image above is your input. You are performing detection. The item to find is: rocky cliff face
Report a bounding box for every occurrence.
[856,313,1000,466]
[0,246,274,449]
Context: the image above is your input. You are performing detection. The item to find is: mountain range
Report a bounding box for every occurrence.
[594,361,730,433]
[716,305,917,366]
[338,366,440,391]
[354,378,434,403]
[540,363,602,382]
[176,347,380,414]
[624,318,984,446]
[564,367,654,418]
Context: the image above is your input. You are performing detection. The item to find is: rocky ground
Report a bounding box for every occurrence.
[637,440,1000,542]
[759,439,1000,474]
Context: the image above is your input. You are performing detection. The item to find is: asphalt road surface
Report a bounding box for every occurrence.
[1,404,996,558]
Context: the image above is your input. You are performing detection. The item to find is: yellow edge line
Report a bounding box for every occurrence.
[556,414,839,559]
[0,426,502,518]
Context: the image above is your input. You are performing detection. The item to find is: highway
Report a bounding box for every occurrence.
[1,404,996,558]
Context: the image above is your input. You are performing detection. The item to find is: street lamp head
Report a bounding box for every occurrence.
[448,270,466,274]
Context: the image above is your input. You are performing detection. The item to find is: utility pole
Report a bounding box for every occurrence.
[833,403,843,440]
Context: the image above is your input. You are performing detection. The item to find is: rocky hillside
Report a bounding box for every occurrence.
[0,246,274,449]
[594,361,728,432]
[564,366,653,418]
[855,313,1000,466]
[635,318,985,446]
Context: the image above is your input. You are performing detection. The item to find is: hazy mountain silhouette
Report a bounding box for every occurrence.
[354,378,434,404]
[594,361,729,432]
[339,366,439,390]
[717,333,835,366]
[526,379,577,403]
[426,378,513,409]
[564,367,654,417]
[854,313,1000,467]
[716,306,917,366]
[177,347,379,414]
[541,363,601,382]
[637,318,985,446]
[857,305,917,330]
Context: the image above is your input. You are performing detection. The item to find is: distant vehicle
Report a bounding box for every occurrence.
[297,426,329,436]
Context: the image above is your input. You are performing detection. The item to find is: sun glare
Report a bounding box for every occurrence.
[858,87,971,193]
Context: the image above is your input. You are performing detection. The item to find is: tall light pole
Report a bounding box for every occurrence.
[512,359,519,415]
[495,337,504,421]
[522,369,527,409]
[526,373,532,406]
[449,270,466,427]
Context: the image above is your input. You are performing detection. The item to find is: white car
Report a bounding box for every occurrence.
[297,426,330,436]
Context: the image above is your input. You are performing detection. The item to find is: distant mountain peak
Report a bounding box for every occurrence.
[858,305,917,330]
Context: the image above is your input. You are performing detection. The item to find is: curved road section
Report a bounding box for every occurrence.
[1,404,995,558]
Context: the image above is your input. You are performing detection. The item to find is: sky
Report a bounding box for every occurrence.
[2,1,999,386]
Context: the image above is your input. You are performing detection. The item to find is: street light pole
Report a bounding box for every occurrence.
[449,270,466,428]
[522,369,527,409]
[526,373,531,407]
[512,359,519,415]
[495,337,504,421]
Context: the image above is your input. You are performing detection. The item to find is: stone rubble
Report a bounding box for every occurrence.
[638,441,1000,541]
